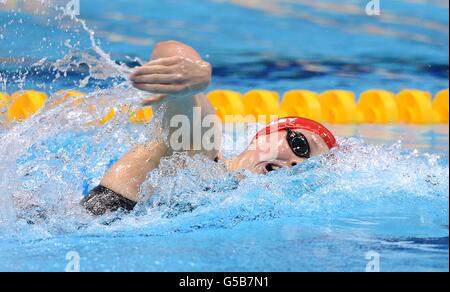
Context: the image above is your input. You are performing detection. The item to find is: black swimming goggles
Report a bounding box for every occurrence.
[286,128,311,159]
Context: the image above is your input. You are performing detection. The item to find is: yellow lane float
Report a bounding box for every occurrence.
[129,107,154,124]
[357,90,399,123]
[280,90,323,122]
[1,88,449,125]
[433,89,449,123]
[7,90,47,122]
[207,90,248,123]
[51,90,154,125]
[396,90,435,124]
[94,108,117,125]
[0,92,10,121]
[0,92,10,109]
[93,105,153,126]
[319,90,360,124]
[49,90,86,109]
[242,90,280,123]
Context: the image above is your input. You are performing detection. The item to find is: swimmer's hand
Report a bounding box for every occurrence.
[129,56,212,104]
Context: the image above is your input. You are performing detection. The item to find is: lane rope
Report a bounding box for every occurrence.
[1,89,448,124]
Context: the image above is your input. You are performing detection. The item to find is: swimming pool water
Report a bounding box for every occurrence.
[0,0,449,272]
[1,0,449,95]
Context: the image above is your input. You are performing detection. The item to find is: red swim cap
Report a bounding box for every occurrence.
[254,117,337,149]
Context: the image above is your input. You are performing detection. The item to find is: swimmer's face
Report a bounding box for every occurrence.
[227,129,330,174]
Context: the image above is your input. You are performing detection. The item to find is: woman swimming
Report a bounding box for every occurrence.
[82,41,337,216]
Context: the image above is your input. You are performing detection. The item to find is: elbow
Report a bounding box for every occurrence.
[151,40,203,61]
[155,40,185,47]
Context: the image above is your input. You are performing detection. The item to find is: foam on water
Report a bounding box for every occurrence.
[0,5,448,247]
[0,120,448,242]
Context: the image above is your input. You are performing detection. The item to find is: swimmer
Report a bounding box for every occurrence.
[82,41,337,216]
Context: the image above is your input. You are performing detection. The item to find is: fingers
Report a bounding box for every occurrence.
[129,56,185,78]
[130,74,185,84]
[129,56,200,97]
[130,65,176,76]
[132,83,187,95]
[146,56,185,66]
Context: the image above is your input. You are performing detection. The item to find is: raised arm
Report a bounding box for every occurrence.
[83,41,218,215]
[130,41,221,159]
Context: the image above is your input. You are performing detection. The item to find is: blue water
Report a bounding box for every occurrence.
[0,0,449,272]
